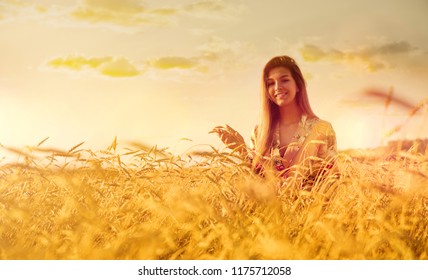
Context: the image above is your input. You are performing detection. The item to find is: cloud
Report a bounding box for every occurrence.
[0,0,152,27]
[182,0,245,20]
[197,36,253,63]
[69,0,242,28]
[144,37,255,79]
[47,55,141,78]
[364,41,415,56]
[98,57,140,77]
[148,57,198,70]
[46,37,254,80]
[299,41,418,72]
[0,1,68,24]
[0,0,28,22]
[149,8,178,16]
[1,0,243,30]
[184,0,226,12]
[71,0,152,26]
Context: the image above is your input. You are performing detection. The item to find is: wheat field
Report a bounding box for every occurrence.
[0,138,427,260]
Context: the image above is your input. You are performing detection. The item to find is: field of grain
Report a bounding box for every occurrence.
[0,139,427,260]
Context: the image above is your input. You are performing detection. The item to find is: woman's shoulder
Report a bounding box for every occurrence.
[306,117,335,135]
[306,117,337,156]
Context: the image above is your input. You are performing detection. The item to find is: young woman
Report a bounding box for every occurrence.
[251,55,337,177]
[213,55,337,178]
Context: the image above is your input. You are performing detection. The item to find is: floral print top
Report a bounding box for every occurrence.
[251,115,337,173]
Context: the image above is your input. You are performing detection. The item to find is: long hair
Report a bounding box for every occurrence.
[253,56,317,167]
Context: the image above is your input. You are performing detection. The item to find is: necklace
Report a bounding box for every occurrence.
[271,115,315,171]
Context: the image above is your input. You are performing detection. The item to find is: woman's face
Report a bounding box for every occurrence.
[266,67,298,107]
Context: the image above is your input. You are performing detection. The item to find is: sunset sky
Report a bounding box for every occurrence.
[1,0,427,157]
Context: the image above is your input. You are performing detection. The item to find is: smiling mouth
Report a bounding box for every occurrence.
[274,92,288,98]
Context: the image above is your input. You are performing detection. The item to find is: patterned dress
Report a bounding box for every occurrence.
[251,115,337,176]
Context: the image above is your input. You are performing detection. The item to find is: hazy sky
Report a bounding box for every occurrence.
[1,0,427,157]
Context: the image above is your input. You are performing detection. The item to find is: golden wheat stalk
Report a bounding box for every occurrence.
[363,87,414,110]
[209,124,248,156]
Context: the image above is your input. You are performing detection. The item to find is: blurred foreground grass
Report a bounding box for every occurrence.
[0,141,427,259]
